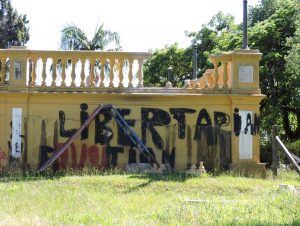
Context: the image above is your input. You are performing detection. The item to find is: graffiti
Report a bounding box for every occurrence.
[169,108,196,139]
[244,113,254,135]
[214,111,230,127]
[116,108,135,146]
[139,147,156,164]
[59,111,77,137]
[254,113,260,135]
[80,103,89,140]
[12,108,22,158]
[0,149,6,163]
[194,109,214,145]
[141,108,171,149]
[128,146,137,163]
[162,149,175,168]
[106,146,124,167]
[37,103,261,171]
[234,108,242,136]
[186,125,192,169]
[8,121,24,165]
[95,109,113,145]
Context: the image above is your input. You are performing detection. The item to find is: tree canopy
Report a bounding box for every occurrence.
[144,0,300,141]
[60,22,120,51]
[0,0,29,48]
[144,44,193,87]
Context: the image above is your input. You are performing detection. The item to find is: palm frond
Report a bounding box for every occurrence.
[60,24,89,50]
[91,23,120,51]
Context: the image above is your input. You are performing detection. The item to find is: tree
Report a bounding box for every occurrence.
[186,12,241,76]
[143,44,193,87]
[248,0,300,140]
[144,13,239,88]
[145,0,300,141]
[0,0,29,48]
[60,22,120,51]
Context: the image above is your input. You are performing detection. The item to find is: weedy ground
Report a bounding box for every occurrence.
[0,169,299,225]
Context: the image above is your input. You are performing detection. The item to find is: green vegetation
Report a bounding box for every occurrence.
[60,22,120,51]
[144,0,300,145]
[0,0,29,48]
[0,170,299,225]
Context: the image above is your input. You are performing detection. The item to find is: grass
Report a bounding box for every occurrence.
[0,169,300,225]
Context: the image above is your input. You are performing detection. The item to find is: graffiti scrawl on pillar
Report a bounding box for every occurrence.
[254,113,260,135]
[11,108,22,158]
[244,113,254,135]
[233,108,242,136]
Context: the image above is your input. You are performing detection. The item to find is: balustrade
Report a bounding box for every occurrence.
[0,49,150,90]
[0,48,261,94]
[185,53,231,91]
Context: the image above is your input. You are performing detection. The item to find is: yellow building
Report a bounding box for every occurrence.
[0,47,266,175]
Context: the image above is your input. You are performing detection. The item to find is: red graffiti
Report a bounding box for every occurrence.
[0,149,6,162]
[55,143,107,169]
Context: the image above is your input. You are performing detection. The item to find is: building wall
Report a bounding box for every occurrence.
[0,92,264,172]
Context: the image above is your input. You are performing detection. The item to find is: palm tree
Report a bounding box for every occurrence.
[59,22,121,87]
[60,22,121,51]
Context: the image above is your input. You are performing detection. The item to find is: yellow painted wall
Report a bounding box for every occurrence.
[0,91,265,173]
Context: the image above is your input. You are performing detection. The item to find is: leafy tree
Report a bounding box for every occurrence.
[143,44,193,87]
[60,22,120,51]
[0,0,29,48]
[144,13,240,88]
[186,12,241,76]
[248,0,300,140]
[144,0,300,141]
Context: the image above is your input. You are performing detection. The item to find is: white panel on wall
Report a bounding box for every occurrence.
[239,65,254,83]
[239,111,253,159]
[12,108,22,158]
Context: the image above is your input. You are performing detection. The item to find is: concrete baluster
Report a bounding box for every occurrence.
[31,58,37,87]
[70,58,76,87]
[213,60,219,88]
[0,58,6,85]
[109,59,114,88]
[41,58,47,86]
[51,58,57,87]
[99,59,105,88]
[90,59,96,88]
[202,72,208,89]
[128,59,134,88]
[118,59,124,88]
[137,59,144,87]
[61,59,66,88]
[80,59,85,88]
[222,60,228,88]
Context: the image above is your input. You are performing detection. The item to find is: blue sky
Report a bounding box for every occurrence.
[12,0,260,51]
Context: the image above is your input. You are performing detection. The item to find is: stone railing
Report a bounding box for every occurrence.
[0,48,262,94]
[0,48,150,91]
[185,49,262,94]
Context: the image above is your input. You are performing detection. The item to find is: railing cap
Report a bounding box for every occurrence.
[0,49,151,60]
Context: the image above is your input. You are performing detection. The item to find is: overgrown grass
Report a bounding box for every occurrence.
[0,169,299,225]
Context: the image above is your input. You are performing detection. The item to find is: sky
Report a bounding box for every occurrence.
[12,0,260,52]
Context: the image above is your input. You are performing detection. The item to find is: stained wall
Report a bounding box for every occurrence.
[0,91,264,172]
